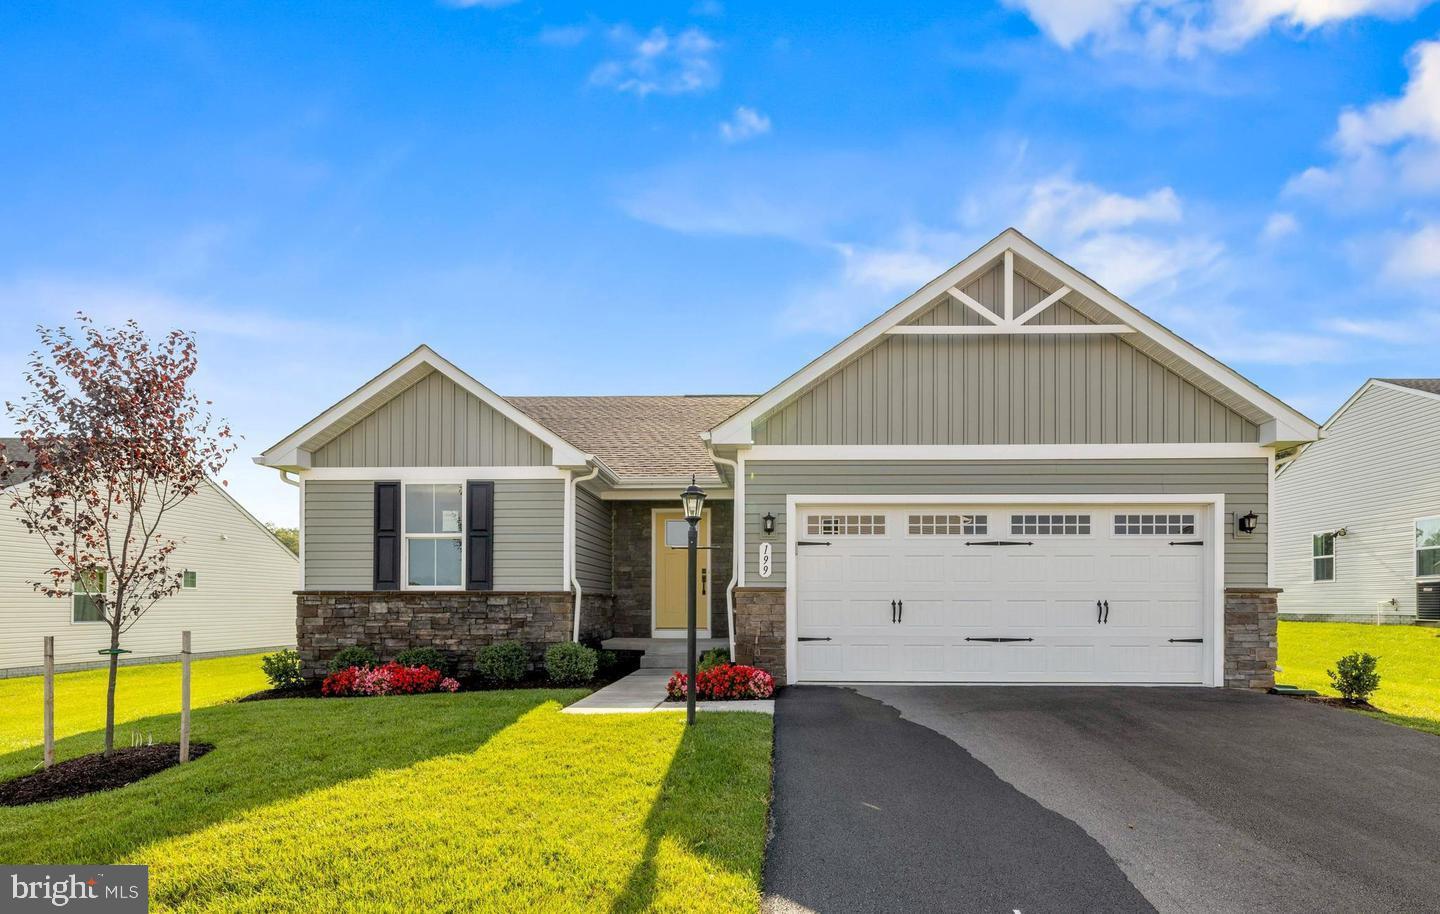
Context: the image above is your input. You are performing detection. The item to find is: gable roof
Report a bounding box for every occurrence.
[708,228,1318,448]
[255,345,590,470]
[1377,378,1440,396]
[510,395,754,484]
[1321,378,1440,432]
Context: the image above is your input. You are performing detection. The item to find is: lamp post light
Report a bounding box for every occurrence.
[681,475,707,725]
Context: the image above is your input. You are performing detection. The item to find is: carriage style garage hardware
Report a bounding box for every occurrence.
[966,540,1034,546]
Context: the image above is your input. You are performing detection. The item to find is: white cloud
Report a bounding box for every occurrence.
[719,106,772,143]
[444,0,521,8]
[1006,0,1433,56]
[589,26,720,96]
[1262,211,1299,241]
[1383,223,1440,279]
[1021,176,1182,237]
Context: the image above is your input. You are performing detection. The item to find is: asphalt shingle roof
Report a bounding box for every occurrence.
[0,437,37,486]
[509,395,755,482]
[1378,379,1440,395]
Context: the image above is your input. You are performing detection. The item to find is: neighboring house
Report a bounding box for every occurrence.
[1,438,300,677]
[1273,379,1440,624]
[257,229,1318,689]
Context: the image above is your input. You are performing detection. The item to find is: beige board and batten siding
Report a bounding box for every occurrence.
[743,459,1269,588]
[1274,384,1440,620]
[0,479,298,674]
[302,478,565,591]
[574,485,613,594]
[312,369,552,467]
[753,264,1257,446]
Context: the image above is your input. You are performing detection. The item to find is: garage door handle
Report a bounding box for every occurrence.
[1097,600,1103,624]
[798,637,832,642]
[1169,540,1204,546]
[965,637,1034,643]
[966,540,1034,546]
[891,600,897,623]
[1103,600,1109,624]
[1168,638,1204,643]
[798,540,831,546]
[898,599,903,622]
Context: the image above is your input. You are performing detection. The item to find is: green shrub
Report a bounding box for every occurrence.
[1328,652,1381,703]
[545,642,598,686]
[327,645,378,674]
[395,646,446,672]
[595,649,619,675]
[476,641,530,683]
[698,647,730,673]
[261,649,305,690]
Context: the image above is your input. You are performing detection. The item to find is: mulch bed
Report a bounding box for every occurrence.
[0,743,215,807]
[236,656,642,703]
[1276,693,1380,712]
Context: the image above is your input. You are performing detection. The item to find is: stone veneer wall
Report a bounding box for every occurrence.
[1224,587,1279,690]
[611,500,732,639]
[732,585,1278,690]
[295,591,576,679]
[733,587,786,681]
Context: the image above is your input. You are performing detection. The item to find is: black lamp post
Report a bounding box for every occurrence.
[681,475,707,725]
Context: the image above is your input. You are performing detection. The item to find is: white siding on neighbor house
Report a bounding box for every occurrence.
[743,458,1270,589]
[301,478,566,591]
[1273,384,1440,620]
[0,478,298,674]
[574,485,613,594]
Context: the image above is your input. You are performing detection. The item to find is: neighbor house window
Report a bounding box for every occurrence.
[405,483,463,587]
[1417,517,1440,577]
[73,568,106,623]
[1312,533,1335,582]
[182,570,198,589]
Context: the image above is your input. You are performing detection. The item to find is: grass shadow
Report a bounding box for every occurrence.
[608,713,773,914]
[0,690,577,863]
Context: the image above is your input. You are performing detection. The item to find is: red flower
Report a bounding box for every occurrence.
[666,664,775,701]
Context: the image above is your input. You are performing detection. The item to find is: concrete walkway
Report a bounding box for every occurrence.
[563,669,775,715]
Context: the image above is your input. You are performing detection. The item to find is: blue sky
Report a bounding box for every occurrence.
[2,0,1439,525]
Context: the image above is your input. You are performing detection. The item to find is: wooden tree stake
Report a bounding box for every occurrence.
[43,636,55,769]
[179,630,191,763]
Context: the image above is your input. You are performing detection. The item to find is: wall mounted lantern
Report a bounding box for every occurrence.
[762,513,776,535]
[1237,511,1259,535]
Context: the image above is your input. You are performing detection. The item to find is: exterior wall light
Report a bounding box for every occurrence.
[1237,511,1259,534]
[763,513,776,535]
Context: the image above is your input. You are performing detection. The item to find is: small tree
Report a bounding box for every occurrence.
[1328,652,1381,705]
[0,314,234,755]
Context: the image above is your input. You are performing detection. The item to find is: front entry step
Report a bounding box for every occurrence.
[602,637,728,671]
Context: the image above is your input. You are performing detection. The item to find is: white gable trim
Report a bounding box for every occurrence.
[710,228,1318,448]
[256,345,590,469]
[1323,379,1440,432]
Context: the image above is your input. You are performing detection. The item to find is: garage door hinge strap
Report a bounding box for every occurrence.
[965,637,1035,643]
[965,540,1034,546]
[797,637,832,642]
[1168,638,1204,643]
[797,540,832,546]
[1169,540,1205,546]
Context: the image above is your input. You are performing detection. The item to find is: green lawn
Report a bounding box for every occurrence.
[0,653,270,754]
[0,690,773,913]
[1278,621,1440,736]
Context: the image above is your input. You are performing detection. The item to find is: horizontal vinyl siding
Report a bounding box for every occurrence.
[303,478,565,591]
[1,480,298,672]
[313,369,552,467]
[753,265,1257,447]
[304,481,374,589]
[574,485,613,594]
[1274,385,1440,618]
[743,459,1269,588]
[492,479,565,590]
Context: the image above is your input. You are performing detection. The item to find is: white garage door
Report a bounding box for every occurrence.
[793,504,1214,684]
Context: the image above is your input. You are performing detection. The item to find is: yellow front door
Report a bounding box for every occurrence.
[653,509,710,632]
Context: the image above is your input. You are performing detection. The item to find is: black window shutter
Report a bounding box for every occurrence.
[374,481,401,591]
[466,481,494,591]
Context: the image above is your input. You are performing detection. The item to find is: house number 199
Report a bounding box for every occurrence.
[758,542,773,578]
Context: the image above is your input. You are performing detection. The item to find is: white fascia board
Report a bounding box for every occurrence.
[742,443,1271,461]
[256,345,591,468]
[711,228,1318,446]
[300,466,569,481]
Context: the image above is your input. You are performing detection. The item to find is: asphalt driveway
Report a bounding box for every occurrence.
[764,685,1440,914]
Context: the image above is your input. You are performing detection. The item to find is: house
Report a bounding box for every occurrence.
[1,438,300,677]
[256,228,1318,689]
[1272,379,1440,624]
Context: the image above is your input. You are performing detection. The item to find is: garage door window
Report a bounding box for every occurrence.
[1011,514,1091,535]
[908,514,987,535]
[807,514,885,536]
[1114,513,1196,535]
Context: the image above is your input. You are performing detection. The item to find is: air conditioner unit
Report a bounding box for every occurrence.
[1418,583,1440,623]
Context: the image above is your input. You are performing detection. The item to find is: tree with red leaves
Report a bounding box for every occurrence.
[0,314,235,755]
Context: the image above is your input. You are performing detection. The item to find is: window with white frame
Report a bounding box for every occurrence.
[807,514,885,536]
[1011,514,1091,535]
[405,483,464,587]
[909,514,987,535]
[1114,513,1196,536]
[1417,517,1440,577]
[182,570,198,589]
[73,568,106,623]
[1312,532,1335,582]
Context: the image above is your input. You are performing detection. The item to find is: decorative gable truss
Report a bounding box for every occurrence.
[887,250,1132,337]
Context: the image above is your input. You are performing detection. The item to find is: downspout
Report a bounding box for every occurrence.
[570,462,602,642]
[706,443,740,660]
[274,470,302,590]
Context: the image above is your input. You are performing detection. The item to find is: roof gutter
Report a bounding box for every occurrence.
[705,440,740,661]
[570,461,603,642]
